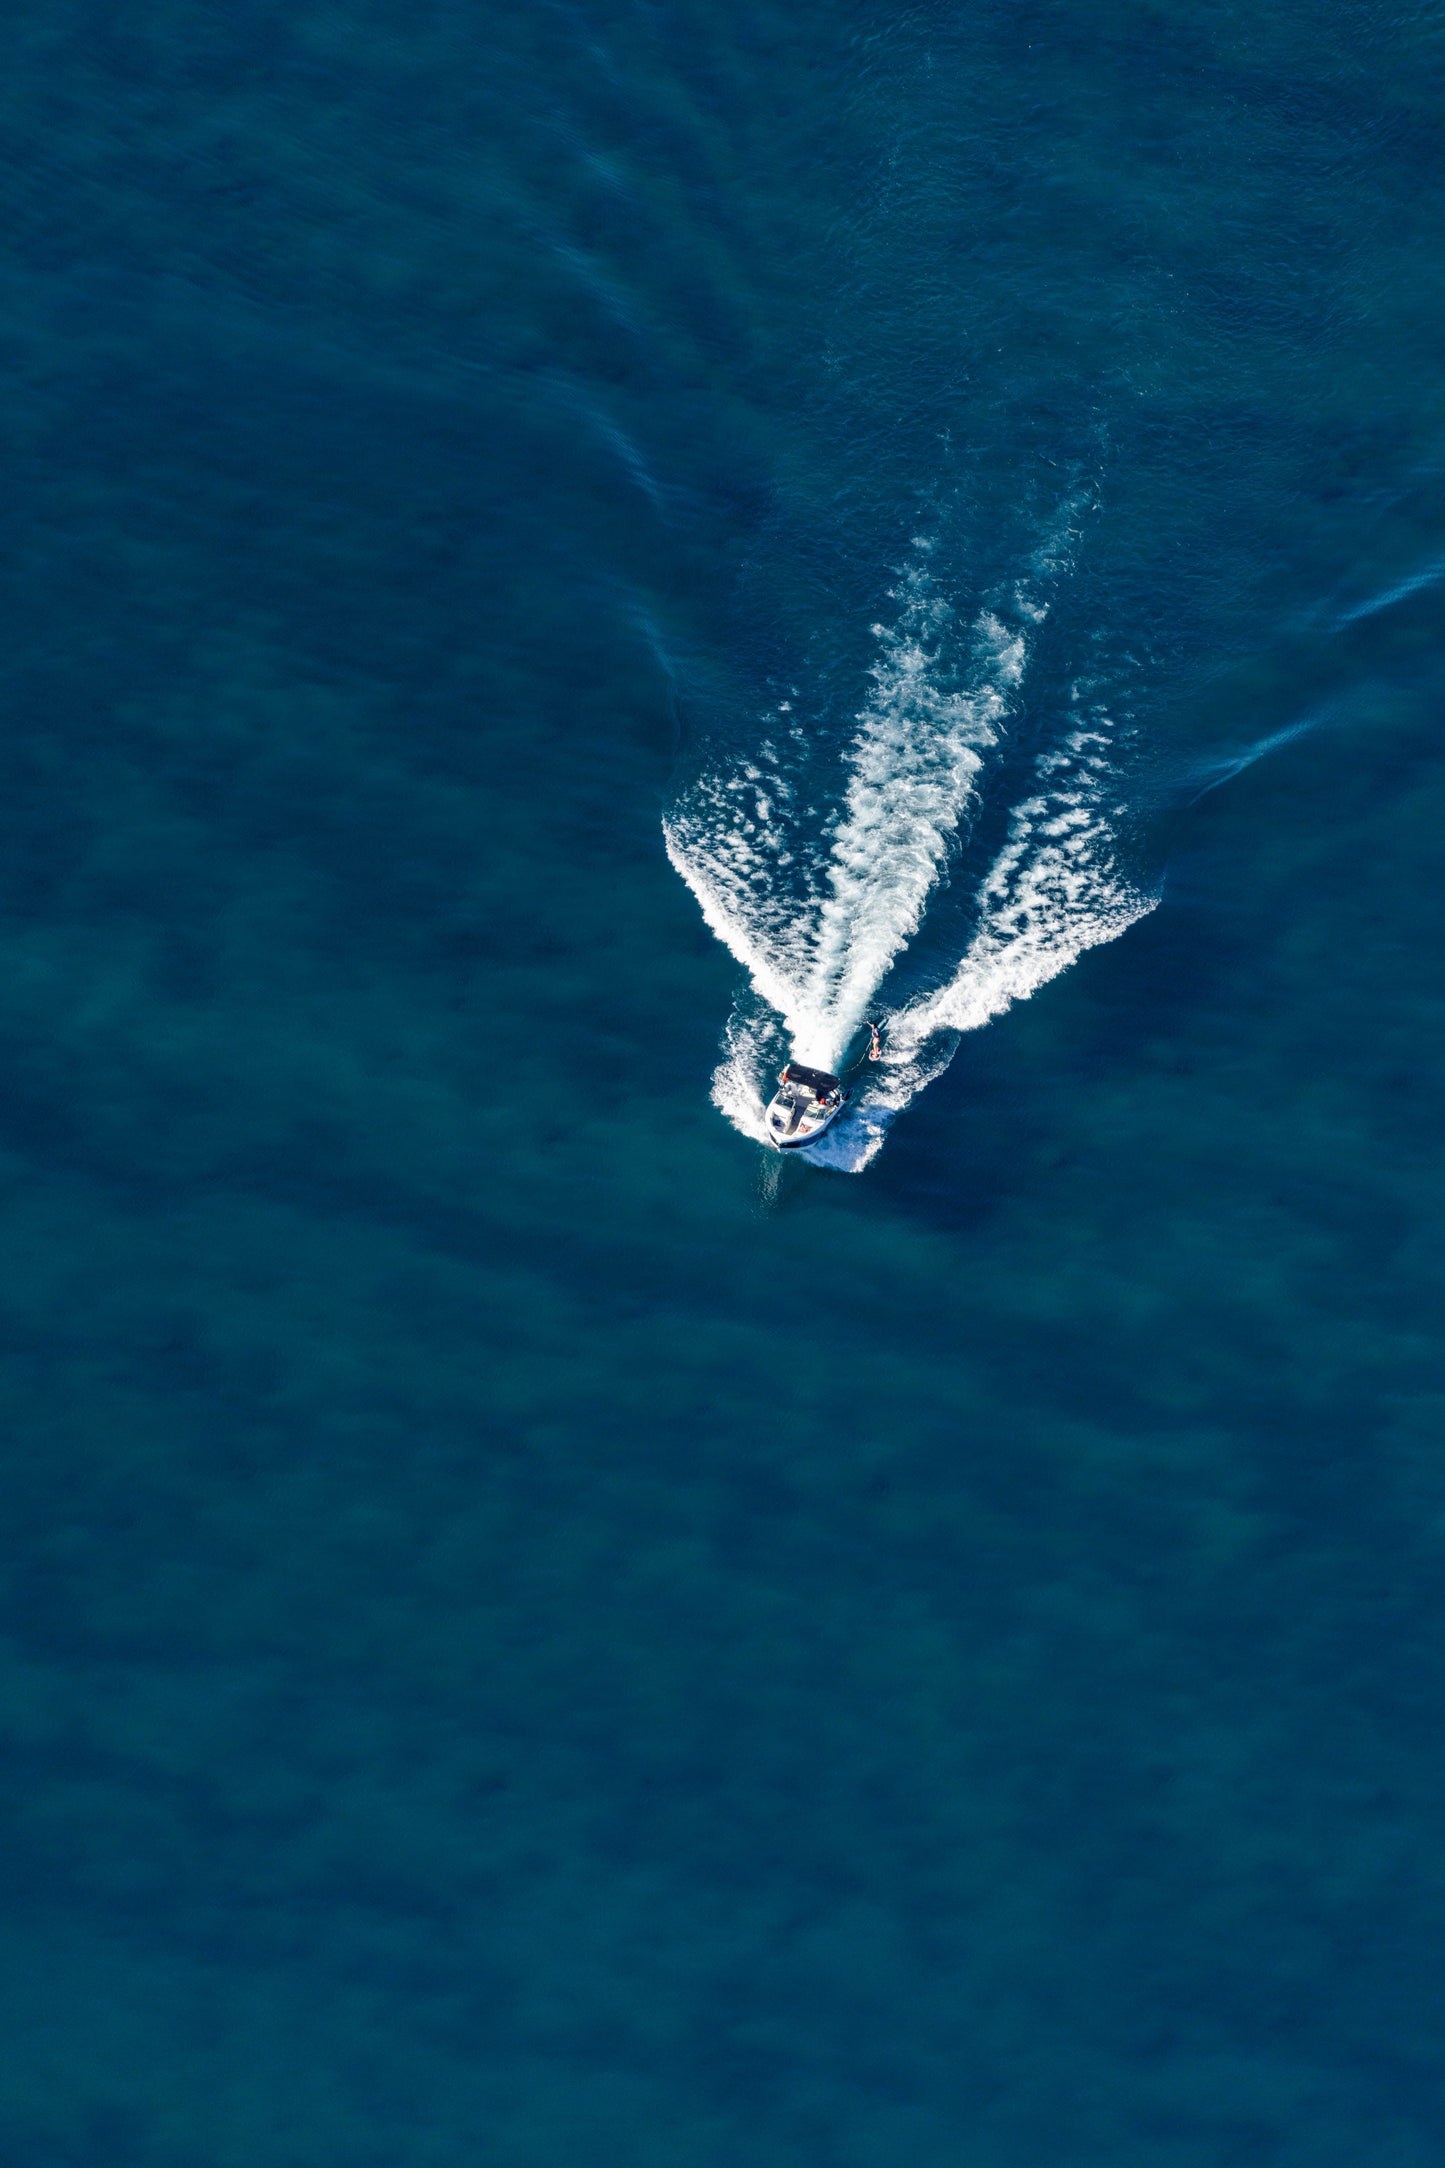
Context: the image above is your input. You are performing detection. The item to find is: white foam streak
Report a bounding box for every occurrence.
[898,722,1152,1046]
[665,534,1152,1169]
[799,715,1154,1171]
[793,591,1020,1068]
[708,1009,779,1146]
[665,554,1020,1065]
[662,737,816,1025]
[663,824,797,1023]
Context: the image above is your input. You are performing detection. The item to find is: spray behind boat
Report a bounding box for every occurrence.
[762,1021,883,1150]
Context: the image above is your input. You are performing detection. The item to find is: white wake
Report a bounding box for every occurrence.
[664,545,1155,1168]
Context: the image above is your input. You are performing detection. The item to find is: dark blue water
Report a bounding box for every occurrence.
[3,1,1445,2161]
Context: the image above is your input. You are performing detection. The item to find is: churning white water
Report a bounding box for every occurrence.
[663,542,1155,1167]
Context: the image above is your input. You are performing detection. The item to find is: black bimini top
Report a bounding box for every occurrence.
[781,1062,839,1095]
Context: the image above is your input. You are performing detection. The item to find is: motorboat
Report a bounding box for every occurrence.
[764,1061,849,1150]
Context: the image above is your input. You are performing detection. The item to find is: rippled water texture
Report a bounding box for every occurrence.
[655,4,1445,1160]
[2,1,1445,2163]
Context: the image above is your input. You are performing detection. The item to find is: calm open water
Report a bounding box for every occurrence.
[3,1,1445,2162]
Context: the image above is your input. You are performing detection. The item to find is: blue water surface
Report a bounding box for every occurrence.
[3,1,1445,2162]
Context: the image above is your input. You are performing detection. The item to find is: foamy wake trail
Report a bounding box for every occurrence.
[666,549,1019,1041]
[789,585,1023,1069]
[665,540,1153,1168]
[807,707,1155,1169]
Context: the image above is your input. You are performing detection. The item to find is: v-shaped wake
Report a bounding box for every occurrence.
[664,539,1155,1168]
